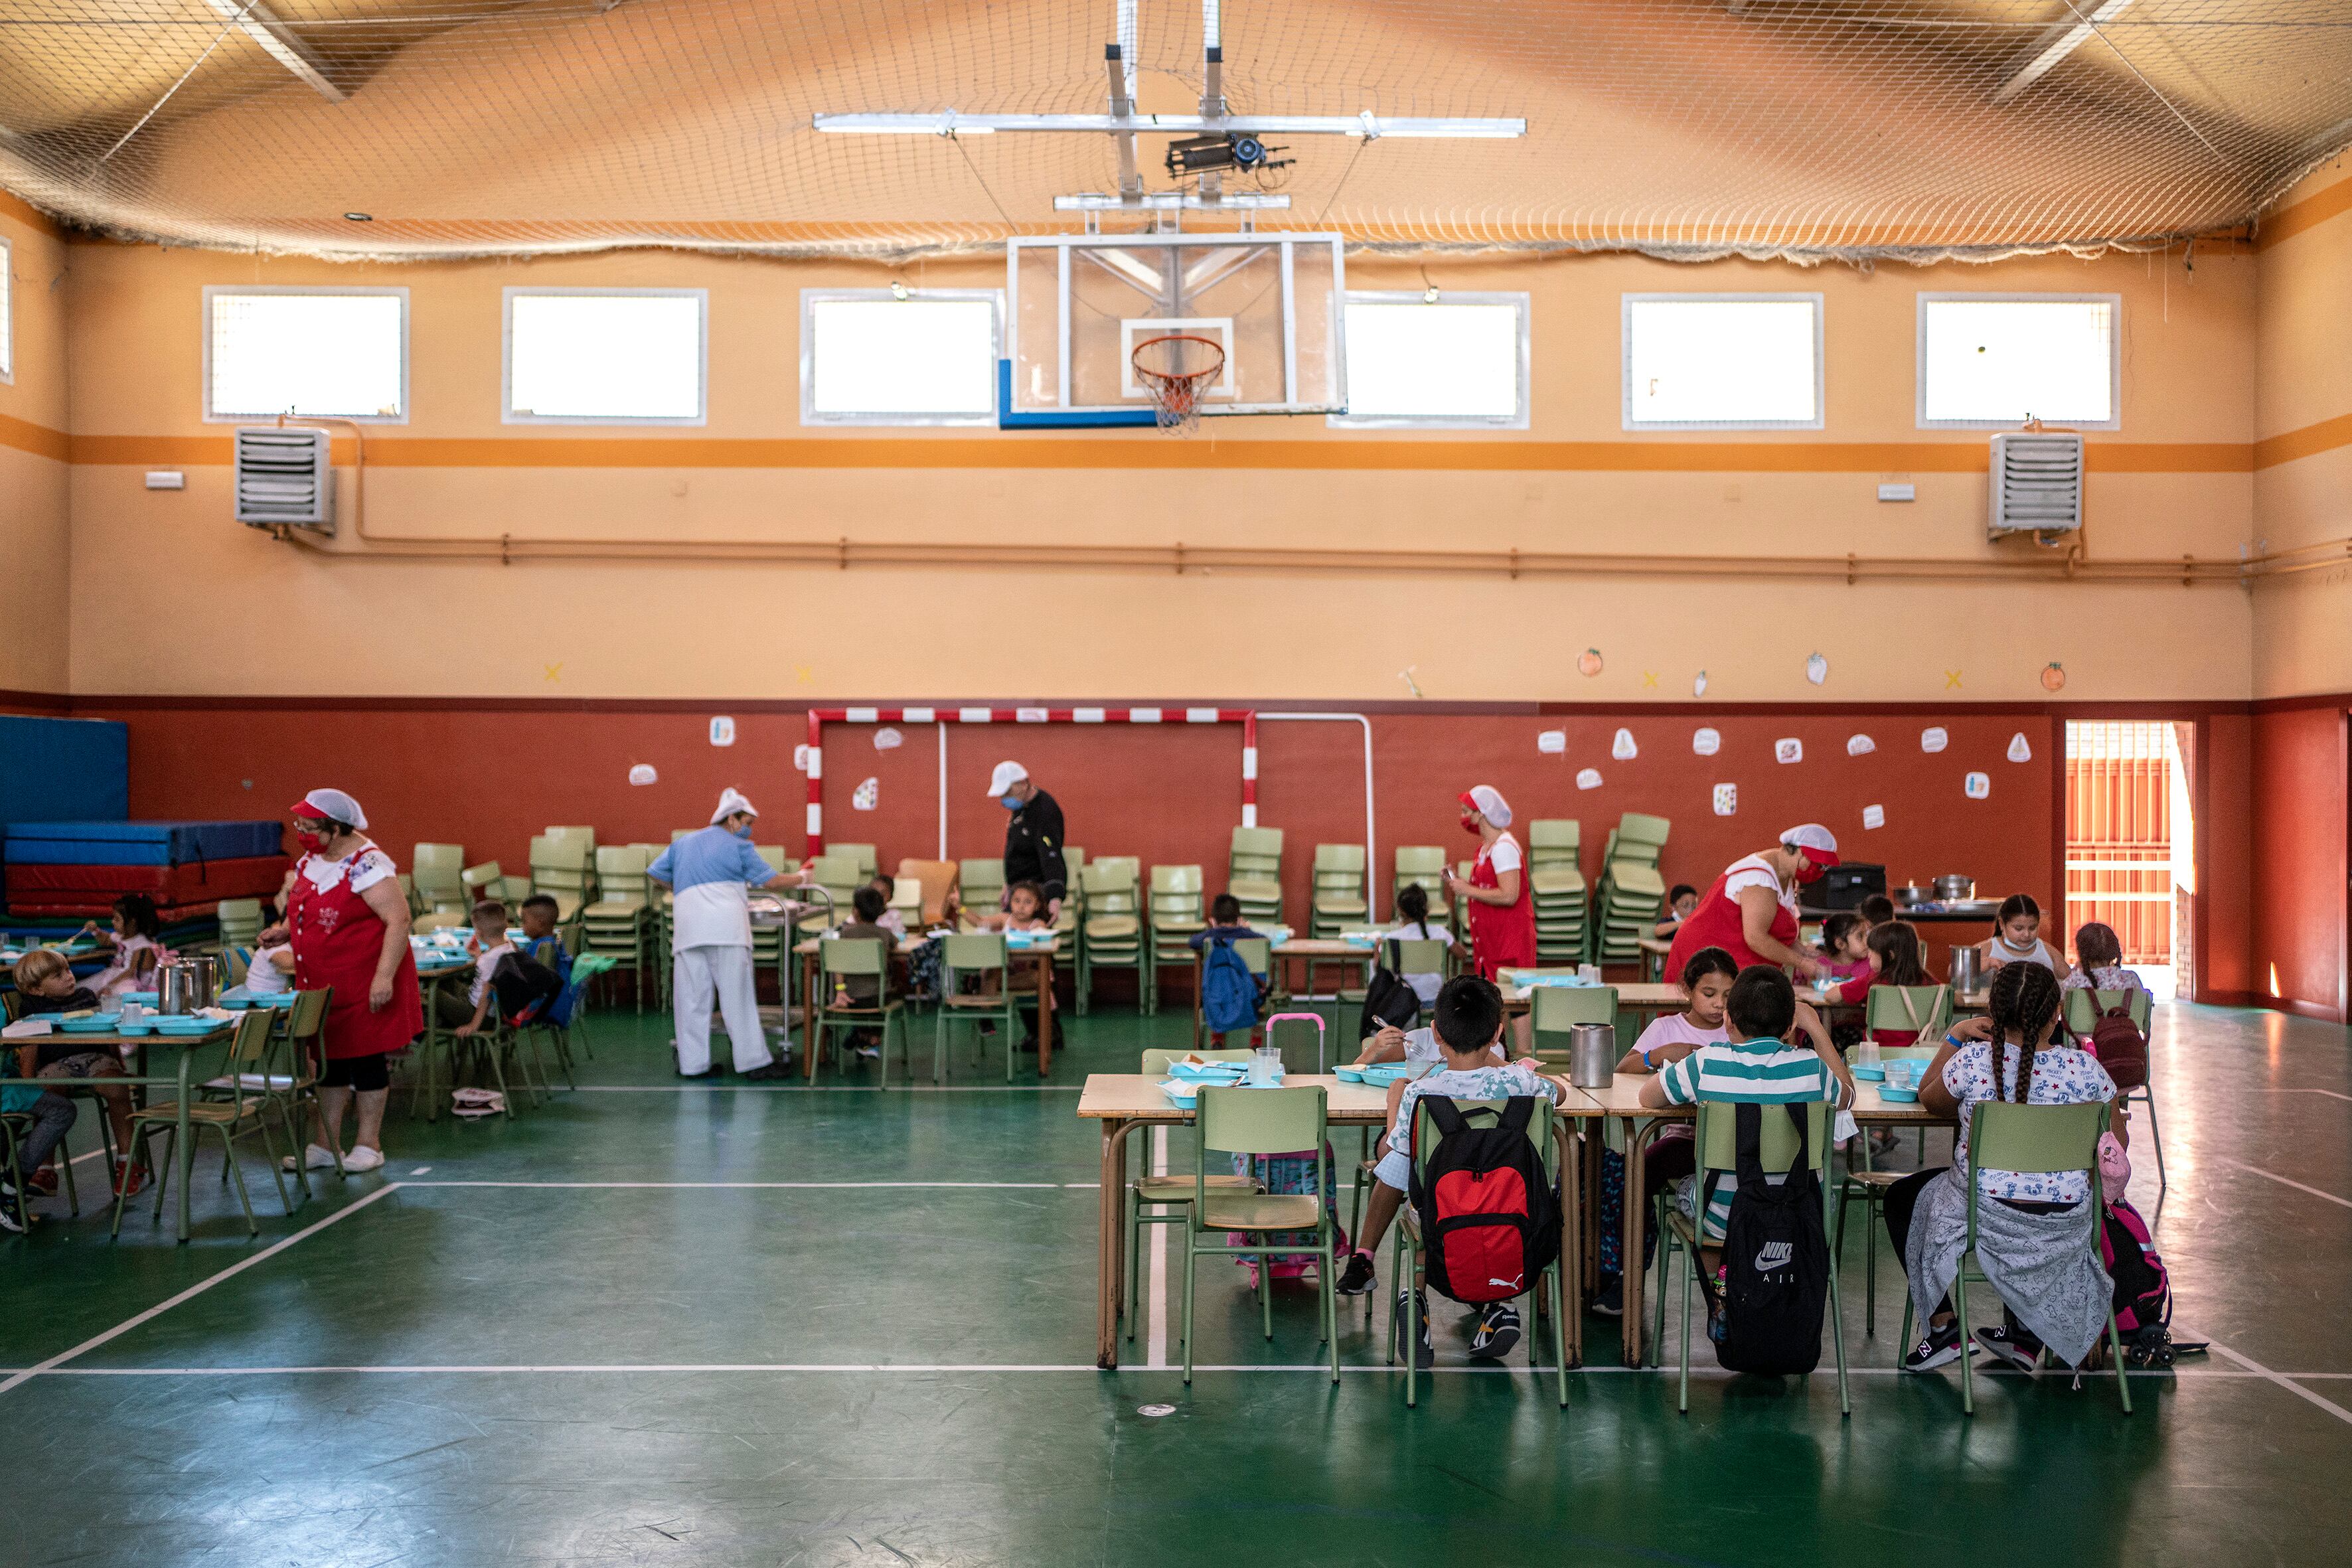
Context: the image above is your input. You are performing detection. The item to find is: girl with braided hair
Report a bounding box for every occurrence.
[1879,959,2126,1374]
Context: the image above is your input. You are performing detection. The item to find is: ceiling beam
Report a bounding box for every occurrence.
[1992,0,2134,107]
[203,0,346,103]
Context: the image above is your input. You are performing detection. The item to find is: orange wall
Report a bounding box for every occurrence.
[2248,704,2347,1020]
[0,200,70,693]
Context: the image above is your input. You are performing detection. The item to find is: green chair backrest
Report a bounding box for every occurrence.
[1313,843,1366,876]
[228,1005,275,1068]
[1083,862,1138,896]
[1091,855,1141,886]
[2063,986,2152,1034]
[810,854,862,888]
[1409,1097,1556,1182]
[1693,1099,1834,1174]
[1616,812,1671,847]
[1528,819,1580,854]
[1229,937,1271,976]
[828,842,879,876]
[1151,864,1204,896]
[461,861,504,896]
[217,897,264,923]
[942,932,1008,976]
[756,845,791,874]
[597,844,652,878]
[1969,1098,2109,1177]
[1531,984,1617,1032]
[531,834,591,871]
[1395,846,1446,878]
[821,935,889,977]
[413,843,465,892]
[1389,938,1449,975]
[1230,825,1284,861]
[1197,1083,1325,1156]
[1863,984,1952,1039]
[671,828,696,842]
[1141,1047,1254,1074]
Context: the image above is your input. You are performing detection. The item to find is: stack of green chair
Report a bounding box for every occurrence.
[1146,866,1206,1018]
[582,844,655,1010]
[1308,844,1368,938]
[1391,846,1449,929]
[1528,820,1589,966]
[1077,858,1144,1015]
[746,844,797,997]
[216,897,265,953]
[828,842,879,879]
[1595,812,1671,964]
[1227,826,1285,930]
[528,832,595,926]
[1056,848,1086,935]
[412,842,468,932]
[459,860,504,917]
[807,855,865,927]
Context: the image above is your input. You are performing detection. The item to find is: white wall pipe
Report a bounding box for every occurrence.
[1256,712,1378,921]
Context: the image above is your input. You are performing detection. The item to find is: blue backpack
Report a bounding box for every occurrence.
[1200,937,1262,1033]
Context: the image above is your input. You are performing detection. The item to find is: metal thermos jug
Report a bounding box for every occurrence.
[1947,945,1984,997]
[1569,1022,1616,1089]
[157,954,222,1015]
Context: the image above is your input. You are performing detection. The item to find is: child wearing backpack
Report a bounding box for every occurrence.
[2062,921,2146,998]
[1189,894,1269,1046]
[1330,975,1573,1367]
[1382,882,1458,1010]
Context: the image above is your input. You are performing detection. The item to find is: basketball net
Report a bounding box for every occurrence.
[1131,334,1226,434]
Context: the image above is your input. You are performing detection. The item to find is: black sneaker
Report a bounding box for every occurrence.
[1591,1276,1624,1318]
[1334,1250,1377,1296]
[1469,1303,1522,1360]
[1975,1324,2044,1372]
[1903,1318,1974,1373]
[0,1200,24,1235]
[1397,1288,1434,1370]
[1017,1034,1042,1054]
[740,1060,795,1082]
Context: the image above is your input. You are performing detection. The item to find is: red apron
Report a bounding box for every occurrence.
[289,850,424,1061]
[1466,838,1537,979]
[1666,857,1798,981]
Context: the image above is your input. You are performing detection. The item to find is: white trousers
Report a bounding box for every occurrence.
[672,943,774,1074]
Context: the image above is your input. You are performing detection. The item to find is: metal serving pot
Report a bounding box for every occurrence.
[1892,883,1932,906]
[1933,874,1976,902]
[1947,945,1984,997]
[156,954,222,1015]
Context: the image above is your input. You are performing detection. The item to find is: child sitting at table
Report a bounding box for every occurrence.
[443,901,519,1036]
[1816,912,1872,983]
[1654,884,1699,940]
[10,948,143,1197]
[1189,894,1269,1048]
[241,935,295,996]
[515,894,566,969]
[826,885,895,1057]
[1976,893,2063,976]
[80,894,165,1000]
[0,1069,74,1232]
[1858,894,1897,929]
[970,881,1052,933]
[2062,921,2146,996]
[1826,919,1937,1044]
[1381,883,1458,1012]
[1635,966,1853,1338]
[865,873,909,941]
[1331,975,1572,1366]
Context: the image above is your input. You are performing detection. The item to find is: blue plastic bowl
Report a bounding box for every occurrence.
[1852,1063,1887,1081]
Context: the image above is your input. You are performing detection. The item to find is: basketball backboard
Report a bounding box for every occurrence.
[1002,232,1346,426]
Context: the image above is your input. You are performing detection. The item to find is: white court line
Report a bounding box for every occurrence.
[0,1183,402,1397]
[2210,1341,2352,1426]
[2219,1159,2352,1211]
[2274,1089,2352,1103]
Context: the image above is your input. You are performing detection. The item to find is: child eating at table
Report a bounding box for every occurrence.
[1976,893,2062,976]
[10,948,144,1197]
[1330,975,1573,1366]
[2062,921,2146,996]
[1654,885,1700,940]
[1383,882,1457,1010]
[80,893,165,1000]
[970,880,1053,933]
[1816,912,1872,983]
[241,934,295,996]
[866,873,909,941]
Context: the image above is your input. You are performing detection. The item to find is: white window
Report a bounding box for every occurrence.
[204,287,407,422]
[0,236,13,383]
[503,289,706,424]
[800,290,1000,426]
[1622,294,1823,430]
[1330,293,1529,428]
[1919,294,2118,429]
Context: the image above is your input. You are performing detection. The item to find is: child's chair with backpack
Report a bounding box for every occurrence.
[1393,1093,1568,1407]
[1198,932,1267,1049]
[2065,985,2160,1193]
[1658,1100,1849,1416]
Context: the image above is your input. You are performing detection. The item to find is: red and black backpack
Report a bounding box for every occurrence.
[1408,1097,1561,1304]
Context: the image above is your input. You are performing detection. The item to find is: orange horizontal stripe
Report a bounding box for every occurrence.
[42,431,2269,473]
[2254,411,2352,470]
[2258,176,2352,251]
[0,412,70,463]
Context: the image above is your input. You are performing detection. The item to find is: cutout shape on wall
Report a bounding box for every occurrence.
[1575,767,1603,791]
[1713,783,1737,816]
[854,777,880,811]
[793,744,814,773]
[1846,734,1876,757]
[1861,803,1885,830]
[1537,730,1567,755]
[1963,771,1991,800]
[1693,670,1709,698]
[1612,727,1638,761]
[1920,726,1948,753]
[1692,727,1721,757]
[1578,648,1604,677]
[2042,662,2067,692]
[628,763,657,787]
[709,716,736,747]
[1806,653,1828,686]
[874,727,903,751]
[2006,732,2033,763]
[1774,738,1804,764]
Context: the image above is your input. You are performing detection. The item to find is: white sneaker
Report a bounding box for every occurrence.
[281,1144,340,1172]
[342,1145,386,1173]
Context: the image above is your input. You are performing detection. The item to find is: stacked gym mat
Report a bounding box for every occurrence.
[1,821,286,919]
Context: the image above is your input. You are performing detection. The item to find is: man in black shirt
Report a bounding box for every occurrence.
[986,760,1066,919]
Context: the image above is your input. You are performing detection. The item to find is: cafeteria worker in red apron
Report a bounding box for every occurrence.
[1664,823,1838,985]
[1443,785,1539,1052]
[264,787,422,1175]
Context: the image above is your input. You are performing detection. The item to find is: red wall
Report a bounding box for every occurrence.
[53,701,2060,950]
[2249,706,2347,1020]
[2199,712,2254,1001]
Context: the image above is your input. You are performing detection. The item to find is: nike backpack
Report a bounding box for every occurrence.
[1715,1101,1831,1375]
[1408,1096,1561,1306]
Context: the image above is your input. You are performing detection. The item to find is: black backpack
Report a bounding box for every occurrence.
[1408,1097,1561,1305]
[1715,1102,1830,1375]
[1356,962,1423,1039]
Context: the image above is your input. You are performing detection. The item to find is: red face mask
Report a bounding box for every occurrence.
[1792,853,1830,886]
[1460,814,1482,837]
[293,819,330,854]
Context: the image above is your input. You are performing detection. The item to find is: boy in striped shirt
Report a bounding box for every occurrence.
[1637,966,1851,1300]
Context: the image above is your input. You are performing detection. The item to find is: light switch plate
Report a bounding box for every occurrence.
[145,471,185,490]
[1877,482,1916,503]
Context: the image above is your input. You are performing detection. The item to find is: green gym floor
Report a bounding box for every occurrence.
[3,998,2346,1568]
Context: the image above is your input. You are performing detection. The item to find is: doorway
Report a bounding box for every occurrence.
[2063,720,2189,999]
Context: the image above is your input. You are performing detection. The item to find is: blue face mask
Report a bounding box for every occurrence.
[1000,793,1024,811]
[731,820,754,838]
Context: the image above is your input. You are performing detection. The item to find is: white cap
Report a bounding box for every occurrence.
[293,787,368,831]
[1466,783,1512,828]
[986,761,1029,799]
[1780,823,1839,860]
[711,787,758,824]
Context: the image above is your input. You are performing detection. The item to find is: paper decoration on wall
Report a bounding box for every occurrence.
[793,744,814,773]
[1964,771,1991,800]
[853,777,880,811]
[1713,783,1738,816]
[628,763,657,787]
[1847,734,1876,757]
[1921,726,1948,753]
[709,716,736,747]
[1692,727,1721,757]
[1612,727,1638,761]
[1537,730,1567,755]
[874,727,903,751]
[2042,662,2067,692]
[1578,648,1605,677]
[1806,653,1828,686]
[1693,670,1709,698]
[2007,732,2033,763]
[1774,738,1804,764]
[1861,804,1885,830]
[1575,767,1604,791]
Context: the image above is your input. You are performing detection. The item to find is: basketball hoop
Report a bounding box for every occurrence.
[1131,333,1227,433]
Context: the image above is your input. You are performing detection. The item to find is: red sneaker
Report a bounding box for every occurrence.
[113,1161,148,1198]
[27,1168,58,1197]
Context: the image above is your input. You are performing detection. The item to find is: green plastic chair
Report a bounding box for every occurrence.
[1125,1048,1263,1340]
[935,933,1021,1083]
[2064,986,2161,1194]
[1900,1097,2130,1414]
[114,1008,286,1239]
[1656,1099,1850,1416]
[1182,1084,1338,1385]
[812,936,903,1086]
[1393,846,1450,925]
[1529,984,1618,1064]
[1833,1042,1940,1336]
[1390,1095,1569,1407]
